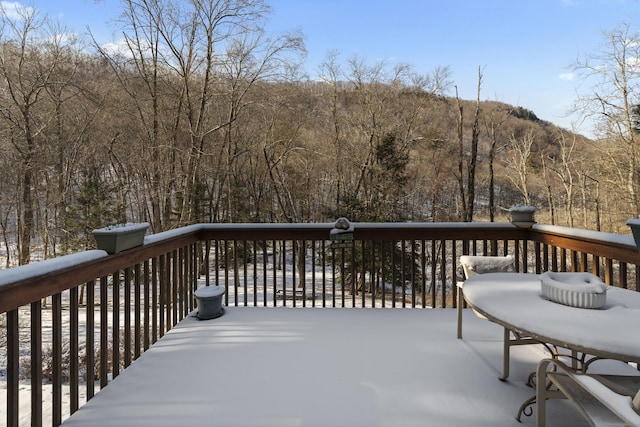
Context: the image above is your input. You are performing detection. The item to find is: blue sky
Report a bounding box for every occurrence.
[7,0,640,137]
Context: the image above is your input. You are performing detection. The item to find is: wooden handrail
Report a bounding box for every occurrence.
[2,222,639,314]
[530,224,640,265]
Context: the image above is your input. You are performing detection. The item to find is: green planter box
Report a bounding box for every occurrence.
[92,223,149,254]
[509,205,536,228]
[627,219,640,251]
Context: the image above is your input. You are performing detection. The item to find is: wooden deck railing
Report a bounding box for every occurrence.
[1,221,639,426]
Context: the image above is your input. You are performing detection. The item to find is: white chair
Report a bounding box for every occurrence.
[457,254,534,380]
[536,358,640,427]
[456,254,516,340]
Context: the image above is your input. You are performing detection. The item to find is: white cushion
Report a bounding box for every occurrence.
[459,255,515,279]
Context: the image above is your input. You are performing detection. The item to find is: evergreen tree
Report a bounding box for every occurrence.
[68,167,124,250]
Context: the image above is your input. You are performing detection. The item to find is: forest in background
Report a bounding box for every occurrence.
[0,0,638,267]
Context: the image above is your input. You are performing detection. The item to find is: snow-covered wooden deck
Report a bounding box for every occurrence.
[61,308,597,426]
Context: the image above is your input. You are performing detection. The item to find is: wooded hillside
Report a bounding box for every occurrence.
[0,1,637,266]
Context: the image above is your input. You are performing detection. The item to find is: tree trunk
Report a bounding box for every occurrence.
[465,67,482,222]
[455,88,466,219]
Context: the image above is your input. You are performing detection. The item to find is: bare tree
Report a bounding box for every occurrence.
[318,50,345,210]
[93,0,299,227]
[465,67,482,222]
[0,5,74,264]
[548,130,578,227]
[455,66,483,222]
[455,87,465,218]
[94,0,176,232]
[483,107,509,222]
[218,28,304,222]
[504,130,535,205]
[540,153,556,225]
[571,21,640,216]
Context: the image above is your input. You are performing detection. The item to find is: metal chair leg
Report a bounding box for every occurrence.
[457,284,464,339]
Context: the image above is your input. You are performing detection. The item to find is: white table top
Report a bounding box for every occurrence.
[462,272,640,363]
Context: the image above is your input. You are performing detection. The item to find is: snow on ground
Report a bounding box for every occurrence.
[57,307,637,427]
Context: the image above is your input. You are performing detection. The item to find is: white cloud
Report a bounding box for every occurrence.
[101,38,132,58]
[559,72,574,81]
[628,56,640,72]
[51,32,78,47]
[101,37,172,63]
[1,1,34,20]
